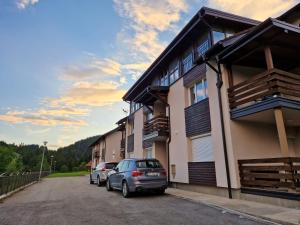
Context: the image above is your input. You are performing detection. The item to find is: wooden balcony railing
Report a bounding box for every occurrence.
[238,157,300,191]
[228,68,300,109]
[120,139,125,150]
[143,115,169,136]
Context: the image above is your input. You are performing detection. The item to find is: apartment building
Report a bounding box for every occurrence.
[90,119,126,168]
[121,5,300,207]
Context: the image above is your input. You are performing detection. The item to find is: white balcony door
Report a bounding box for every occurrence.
[191,134,214,162]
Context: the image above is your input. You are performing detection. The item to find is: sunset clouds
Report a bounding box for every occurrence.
[46,81,126,107]
[0,110,86,126]
[208,0,296,20]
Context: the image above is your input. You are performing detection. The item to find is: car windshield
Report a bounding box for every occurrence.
[136,160,162,169]
[106,163,117,169]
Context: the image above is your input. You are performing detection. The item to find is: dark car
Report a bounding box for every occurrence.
[106,158,167,198]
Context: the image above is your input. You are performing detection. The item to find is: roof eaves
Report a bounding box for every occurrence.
[123,7,260,101]
[122,14,201,101]
[277,3,300,20]
[201,7,260,26]
[217,18,300,62]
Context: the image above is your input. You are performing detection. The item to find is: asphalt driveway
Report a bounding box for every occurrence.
[0,176,275,225]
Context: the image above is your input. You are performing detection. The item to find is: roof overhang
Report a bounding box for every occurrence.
[277,3,300,21]
[116,116,128,125]
[122,7,259,102]
[133,86,169,106]
[217,18,300,68]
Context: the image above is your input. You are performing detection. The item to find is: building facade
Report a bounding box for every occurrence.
[90,121,126,168]
[120,5,300,207]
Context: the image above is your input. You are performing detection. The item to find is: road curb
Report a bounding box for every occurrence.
[0,181,37,202]
[165,192,292,225]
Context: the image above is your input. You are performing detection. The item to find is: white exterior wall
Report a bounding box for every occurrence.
[168,79,190,183]
[133,108,144,158]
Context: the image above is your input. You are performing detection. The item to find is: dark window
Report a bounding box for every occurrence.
[190,78,208,105]
[128,160,136,170]
[136,160,162,168]
[116,161,123,171]
[105,163,118,169]
[120,160,130,172]
[196,40,209,57]
[169,60,179,84]
[160,72,169,86]
[182,52,193,74]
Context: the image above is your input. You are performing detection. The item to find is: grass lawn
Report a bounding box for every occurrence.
[47,171,89,178]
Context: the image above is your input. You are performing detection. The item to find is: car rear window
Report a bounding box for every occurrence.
[105,163,118,169]
[136,160,162,169]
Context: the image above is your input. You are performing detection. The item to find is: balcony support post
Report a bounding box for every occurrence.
[264,46,274,70]
[274,108,290,157]
[226,64,233,88]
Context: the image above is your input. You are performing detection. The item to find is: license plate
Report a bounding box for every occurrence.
[147,172,160,176]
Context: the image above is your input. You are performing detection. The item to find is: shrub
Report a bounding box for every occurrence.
[72,167,79,171]
[60,165,68,172]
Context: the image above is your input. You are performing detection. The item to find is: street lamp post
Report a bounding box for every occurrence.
[54,161,56,173]
[50,155,54,174]
[38,141,47,182]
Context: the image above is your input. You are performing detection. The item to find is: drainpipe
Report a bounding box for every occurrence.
[148,91,171,185]
[205,60,233,199]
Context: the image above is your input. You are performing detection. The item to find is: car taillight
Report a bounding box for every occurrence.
[131,170,143,177]
[101,168,106,171]
[161,170,167,176]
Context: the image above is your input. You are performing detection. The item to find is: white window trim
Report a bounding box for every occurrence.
[190,132,211,140]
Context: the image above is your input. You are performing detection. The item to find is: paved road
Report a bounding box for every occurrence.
[0,176,274,225]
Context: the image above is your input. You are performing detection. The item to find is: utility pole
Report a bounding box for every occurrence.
[54,161,56,173]
[39,141,47,182]
[50,155,54,173]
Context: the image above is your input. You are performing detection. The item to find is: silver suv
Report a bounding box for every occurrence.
[90,162,118,186]
[106,159,167,197]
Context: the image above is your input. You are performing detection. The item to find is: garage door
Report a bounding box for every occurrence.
[191,135,214,162]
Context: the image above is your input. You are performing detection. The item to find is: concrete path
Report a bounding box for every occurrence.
[166,188,300,225]
[0,176,275,225]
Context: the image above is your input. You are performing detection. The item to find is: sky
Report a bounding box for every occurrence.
[0,0,298,149]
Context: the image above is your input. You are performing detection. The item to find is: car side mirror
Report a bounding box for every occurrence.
[114,167,119,172]
[92,167,96,171]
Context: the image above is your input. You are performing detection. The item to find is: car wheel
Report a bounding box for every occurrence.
[122,181,130,198]
[90,175,94,184]
[106,178,112,191]
[97,176,101,187]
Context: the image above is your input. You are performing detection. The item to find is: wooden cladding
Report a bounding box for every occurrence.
[188,162,217,186]
[183,63,206,87]
[185,98,211,137]
[143,116,169,136]
[238,157,300,190]
[127,134,134,153]
[228,68,300,109]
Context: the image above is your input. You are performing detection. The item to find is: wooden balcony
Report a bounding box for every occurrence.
[228,68,300,110]
[239,157,300,199]
[143,115,169,141]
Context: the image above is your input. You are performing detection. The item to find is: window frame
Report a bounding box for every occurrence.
[190,78,208,105]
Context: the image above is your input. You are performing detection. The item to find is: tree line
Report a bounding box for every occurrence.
[0,135,99,174]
